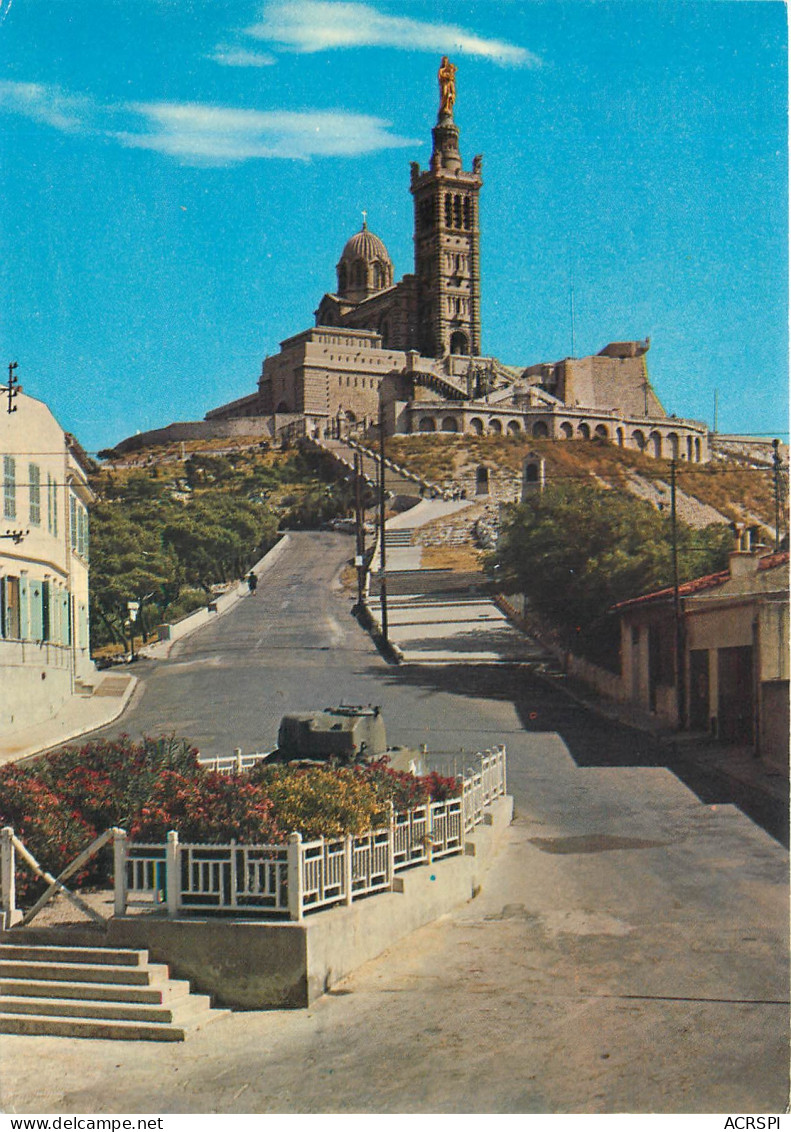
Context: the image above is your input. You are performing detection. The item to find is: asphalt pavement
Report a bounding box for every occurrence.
[3,532,787,1114]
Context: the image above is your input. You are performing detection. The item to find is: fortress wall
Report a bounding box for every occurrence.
[589,355,665,418]
[114,418,273,454]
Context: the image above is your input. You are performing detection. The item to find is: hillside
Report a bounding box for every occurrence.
[381,434,782,537]
[88,440,360,654]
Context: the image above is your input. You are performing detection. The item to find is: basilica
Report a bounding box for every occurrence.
[205,58,709,464]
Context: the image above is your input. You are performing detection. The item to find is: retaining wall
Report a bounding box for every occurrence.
[4,795,512,1009]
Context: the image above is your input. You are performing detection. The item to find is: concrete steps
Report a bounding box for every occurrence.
[385,528,415,547]
[0,943,227,1041]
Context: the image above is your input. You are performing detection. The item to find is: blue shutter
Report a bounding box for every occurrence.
[29,581,43,640]
[19,577,29,640]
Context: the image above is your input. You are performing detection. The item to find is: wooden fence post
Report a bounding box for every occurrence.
[112,828,128,918]
[166,830,180,918]
[388,804,396,890]
[1,826,17,928]
[344,835,354,905]
[287,832,303,921]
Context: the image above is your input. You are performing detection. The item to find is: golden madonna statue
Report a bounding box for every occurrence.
[438,55,457,117]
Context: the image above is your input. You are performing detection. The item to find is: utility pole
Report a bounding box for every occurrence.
[772,439,783,552]
[378,419,388,644]
[670,459,686,728]
[354,451,365,610]
[2,362,19,414]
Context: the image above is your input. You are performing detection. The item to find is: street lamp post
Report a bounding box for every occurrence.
[378,419,388,644]
[772,439,783,553]
[354,452,365,610]
[670,459,686,728]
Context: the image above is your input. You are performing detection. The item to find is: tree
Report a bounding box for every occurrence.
[493,483,731,667]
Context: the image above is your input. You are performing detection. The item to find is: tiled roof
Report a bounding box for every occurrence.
[611,551,789,613]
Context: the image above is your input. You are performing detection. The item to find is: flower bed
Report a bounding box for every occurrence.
[0,736,460,903]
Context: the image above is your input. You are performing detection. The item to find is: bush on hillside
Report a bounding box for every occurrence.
[493,482,732,668]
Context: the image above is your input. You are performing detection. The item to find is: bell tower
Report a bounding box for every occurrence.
[410,57,482,358]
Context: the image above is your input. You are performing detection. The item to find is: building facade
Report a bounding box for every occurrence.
[0,391,96,737]
[195,58,709,461]
[613,547,789,768]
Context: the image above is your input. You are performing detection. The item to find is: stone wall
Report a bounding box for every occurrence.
[114,418,273,454]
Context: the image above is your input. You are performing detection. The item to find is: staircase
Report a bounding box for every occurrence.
[384,528,415,548]
[0,943,227,1041]
[316,438,426,497]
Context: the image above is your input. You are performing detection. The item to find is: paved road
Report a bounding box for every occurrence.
[100,532,788,845]
[5,532,786,1114]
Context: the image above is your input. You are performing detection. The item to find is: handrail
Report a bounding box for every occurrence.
[3,826,118,927]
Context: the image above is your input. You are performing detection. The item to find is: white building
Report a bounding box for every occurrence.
[0,391,95,736]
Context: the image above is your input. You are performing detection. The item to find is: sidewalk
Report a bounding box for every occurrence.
[0,672,137,765]
[0,537,291,763]
[537,665,789,810]
[366,500,552,665]
[139,535,290,661]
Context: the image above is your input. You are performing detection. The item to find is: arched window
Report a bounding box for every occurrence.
[470,418,484,435]
[476,466,490,494]
[418,417,436,432]
[631,429,646,451]
[578,422,591,439]
[559,422,573,439]
[463,197,472,230]
[489,419,503,435]
[695,437,701,462]
[532,421,549,439]
[594,424,609,440]
[454,195,463,228]
[445,194,453,227]
[507,420,521,435]
[616,427,625,447]
[441,416,459,433]
[667,433,679,460]
[450,331,469,355]
[649,431,662,459]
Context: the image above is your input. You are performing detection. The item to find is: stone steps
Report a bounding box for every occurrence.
[385,529,415,547]
[0,942,226,1041]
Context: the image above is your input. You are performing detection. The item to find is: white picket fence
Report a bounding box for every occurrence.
[198,749,271,775]
[1,747,506,926]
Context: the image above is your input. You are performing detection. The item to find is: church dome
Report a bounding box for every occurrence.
[336,220,394,302]
[340,223,391,266]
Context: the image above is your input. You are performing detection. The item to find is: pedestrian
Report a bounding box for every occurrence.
[247,571,258,595]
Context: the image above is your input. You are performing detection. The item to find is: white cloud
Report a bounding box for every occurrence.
[117,102,418,163]
[211,46,277,68]
[247,0,539,67]
[0,79,417,164]
[0,80,94,132]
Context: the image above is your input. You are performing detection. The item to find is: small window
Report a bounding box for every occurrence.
[3,456,16,519]
[29,463,41,526]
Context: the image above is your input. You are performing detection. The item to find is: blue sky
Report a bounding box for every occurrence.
[0,0,786,452]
